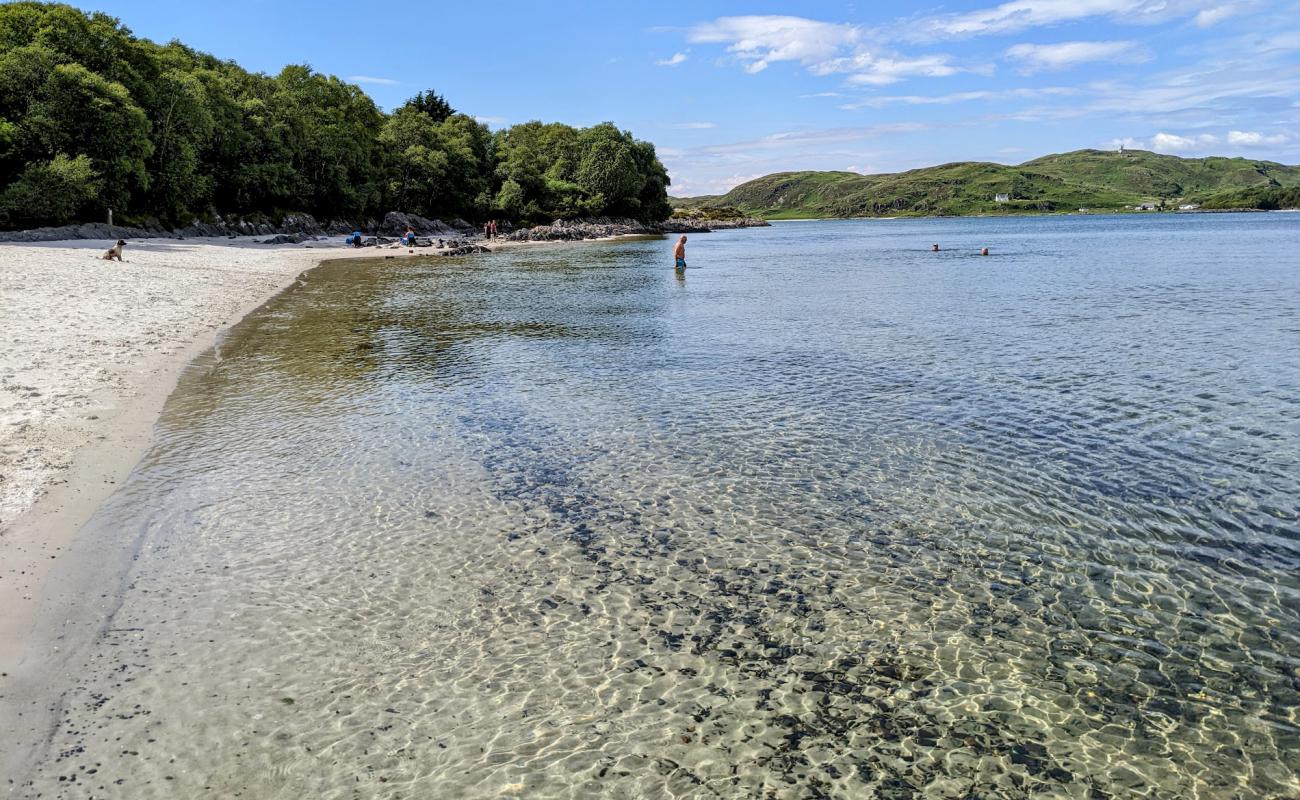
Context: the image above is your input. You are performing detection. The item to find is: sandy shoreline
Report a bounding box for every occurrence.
[0,231,657,783]
[0,236,467,775]
[0,234,515,778]
[0,232,645,621]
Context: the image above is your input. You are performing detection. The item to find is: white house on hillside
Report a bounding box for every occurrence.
[994,193,1010,203]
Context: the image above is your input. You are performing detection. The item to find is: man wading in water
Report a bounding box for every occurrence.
[673,235,687,272]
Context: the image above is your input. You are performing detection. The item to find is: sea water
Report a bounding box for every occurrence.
[18,214,1300,798]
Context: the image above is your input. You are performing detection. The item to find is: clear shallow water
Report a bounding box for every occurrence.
[21,215,1300,798]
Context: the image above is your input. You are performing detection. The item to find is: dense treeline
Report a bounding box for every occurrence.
[0,2,671,229]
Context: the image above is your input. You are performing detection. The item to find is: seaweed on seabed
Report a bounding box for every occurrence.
[462,401,1101,797]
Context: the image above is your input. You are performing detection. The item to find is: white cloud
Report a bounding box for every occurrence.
[474,115,507,126]
[838,86,1077,109]
[657,51,689,66]
[1107,129,1294,154]
[1086,63,1300,116]
[847,56,961,85]
[1196,5,1237,26]
[737,123,929,149]
[348,75,399,86]
[909,0,1222,40]
[671,122,717,129]
[689,15,860,74]
[670,172,770,197]
[1006,40,1149,71]
[688,15,968,84]
[1151,131,1220,151]
[1226,129,1290,145]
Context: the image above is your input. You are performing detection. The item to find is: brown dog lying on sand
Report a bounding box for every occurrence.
[102,239,126,261]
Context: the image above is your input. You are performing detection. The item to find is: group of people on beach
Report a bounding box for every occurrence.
[483,220,501,239]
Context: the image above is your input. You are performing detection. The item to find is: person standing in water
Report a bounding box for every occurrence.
[673,235,687,271]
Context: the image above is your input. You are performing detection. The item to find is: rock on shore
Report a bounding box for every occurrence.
[0,211,484,244]
[1,211,768,245]
[661,216,769,233]
[506,215,769,241]
[376,212,467,237]
[0,213,372,243]
[505,217,661,242]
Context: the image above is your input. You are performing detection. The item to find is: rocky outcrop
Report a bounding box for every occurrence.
[258,233,328,245]
[438,243,491,256]
[0,210,768,245]
[377,212,458,237]
[0,213,316,242]
[696,216,768,230]
[661,215,769,233]
[507,215,769,241]
[340,236,485,251]
[506,217,661,242]
[1,211,409,243]
[0,221,164,242]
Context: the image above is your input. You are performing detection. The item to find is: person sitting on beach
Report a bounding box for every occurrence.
[402,228,417,246]
[673,235,687,271]
[346,231,364,247]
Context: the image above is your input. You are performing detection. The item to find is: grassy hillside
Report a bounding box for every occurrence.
[670,149,1300,219]
[1022,150,1300,197]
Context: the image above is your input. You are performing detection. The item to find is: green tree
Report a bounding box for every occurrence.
[269,65,384,218]
[146,64,215,221]
[24,62,151,211]
[401,89,454,123]
[0,2,673,229]
[575,123,639,212]
[0,152,98,226]
[380,105,447,216]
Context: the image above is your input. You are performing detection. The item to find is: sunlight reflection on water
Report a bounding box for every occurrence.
[25,214,1300,799]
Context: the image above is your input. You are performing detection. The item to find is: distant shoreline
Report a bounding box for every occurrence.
[670,149,1300,221]
[760,207,1282,222]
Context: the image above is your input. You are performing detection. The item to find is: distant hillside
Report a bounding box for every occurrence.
[671,149,1300,219]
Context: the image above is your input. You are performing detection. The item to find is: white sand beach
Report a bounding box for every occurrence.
[0,238,430,665]
[5,241,309,520]
[0,232,614,668]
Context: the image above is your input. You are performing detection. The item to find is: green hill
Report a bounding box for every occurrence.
[671,149,1300,219]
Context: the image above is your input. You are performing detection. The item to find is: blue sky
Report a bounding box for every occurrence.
[72,0,1300,196]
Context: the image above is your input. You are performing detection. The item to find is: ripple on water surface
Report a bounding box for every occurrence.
[23,215,1300,799]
